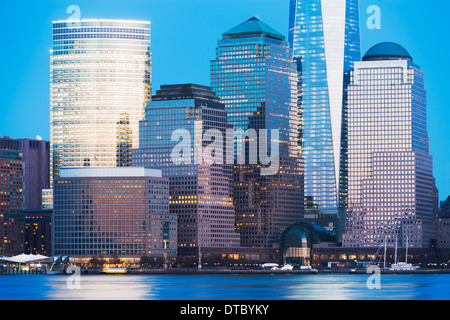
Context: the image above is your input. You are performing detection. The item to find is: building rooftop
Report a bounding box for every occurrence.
[59,167,162,178]
[152,83,220,102]
[52,19,150,25]
[363,42,413,62]
[223,17,285,41]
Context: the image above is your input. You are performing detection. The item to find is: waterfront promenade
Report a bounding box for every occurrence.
[2,267,448,276]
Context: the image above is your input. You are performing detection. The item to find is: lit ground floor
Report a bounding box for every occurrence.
[310,247,450,269]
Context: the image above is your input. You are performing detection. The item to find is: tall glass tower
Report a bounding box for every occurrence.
[289,0,361,233]
[342,43,438,248]
[211,17,303,248]
[50,19,151,179]
[133,84,241,257]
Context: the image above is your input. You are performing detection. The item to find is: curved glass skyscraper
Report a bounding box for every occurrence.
[50,19,151,178]
[289,0,361,233]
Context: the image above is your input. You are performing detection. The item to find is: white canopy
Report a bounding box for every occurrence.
[0,254,52,264]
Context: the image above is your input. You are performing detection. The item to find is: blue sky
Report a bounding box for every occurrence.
[0,0,449,200]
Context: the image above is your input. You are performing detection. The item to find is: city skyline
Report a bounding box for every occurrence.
[1,0,448,201]
[2,1,450,303]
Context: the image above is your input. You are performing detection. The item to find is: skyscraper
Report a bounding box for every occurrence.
[50,19,151,178]
[289,0,361,233]
[342,43,438,248]
[211,17,303,248]
[133,84,241,257]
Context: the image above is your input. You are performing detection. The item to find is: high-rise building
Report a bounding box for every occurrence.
[133,84,241,257]
[441,197,450,218]
[438,197,450,248]
[342,43,438,248]
[0,149,23,256]
[289,0,361,234]
[53,167,175,262]
[211,17,303,248]
[50,19,151,178]
[0,137,50,210]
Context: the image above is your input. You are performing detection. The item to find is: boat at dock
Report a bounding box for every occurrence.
[390,236,419,271]
[390,262,419,271]
[102,266,128,274]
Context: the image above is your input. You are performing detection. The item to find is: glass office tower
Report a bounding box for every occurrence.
[289,0,361,234]
[211,17,303,248]
[133,84,240,257]
[50,19,151,179]
[342,43,438,248]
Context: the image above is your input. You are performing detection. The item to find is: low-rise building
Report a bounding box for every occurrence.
[53,167,176,264]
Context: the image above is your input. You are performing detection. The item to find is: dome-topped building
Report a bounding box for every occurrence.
[363,42,413,62]
[342,40,439,249]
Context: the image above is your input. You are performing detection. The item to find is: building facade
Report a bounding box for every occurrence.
[50,19,151,178]
[211,17,303,248]
[311,247,450,269]
[53,167,176,261]
[437,197,450,248]
[280,222,337,266]
[441,196,450,218]
[289,0,361,235]
[342,43,438,248]
[438,218,450,249]
[1,213,25,257]
[0,149,23,256]
[133,84,241,257]
[24,209,52,256]
[0,137,50,210]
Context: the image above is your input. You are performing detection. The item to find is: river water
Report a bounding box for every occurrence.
[0,273,449,300]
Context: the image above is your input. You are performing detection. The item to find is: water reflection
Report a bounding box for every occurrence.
[1,274,450,300]
[278,275,402,300]
[48,275,155,300]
